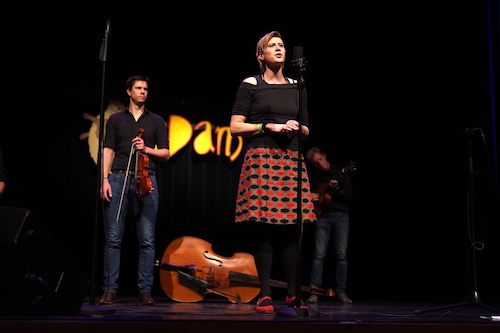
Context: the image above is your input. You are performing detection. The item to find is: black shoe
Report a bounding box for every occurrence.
[337,293,352,304]
[307,294,318,304]
[140,293,155,305]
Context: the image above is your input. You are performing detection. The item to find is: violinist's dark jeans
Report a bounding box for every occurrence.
[310,210,349,294]
[102,173,159,295]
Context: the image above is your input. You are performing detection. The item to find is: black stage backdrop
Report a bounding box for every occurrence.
[1,2,499,304]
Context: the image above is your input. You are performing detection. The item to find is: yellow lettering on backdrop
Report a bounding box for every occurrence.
[80,113,242,164]
[168,115,242,161]
[216,127,243,162]
[193,121,215,155]
[168,115,193,156]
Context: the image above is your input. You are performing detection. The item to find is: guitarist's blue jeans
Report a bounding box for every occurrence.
[310,210,349,294]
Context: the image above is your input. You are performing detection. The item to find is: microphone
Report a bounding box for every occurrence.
[105,19,110,38]
[293,46,303,59]
[291,46,306,71]
[99,19,111,62]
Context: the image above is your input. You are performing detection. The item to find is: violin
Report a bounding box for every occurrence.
[135,128,154,197]
[157,236,335,303]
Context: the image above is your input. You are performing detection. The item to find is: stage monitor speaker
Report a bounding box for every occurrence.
[0,206,88,315]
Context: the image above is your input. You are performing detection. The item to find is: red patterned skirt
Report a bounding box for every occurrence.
[235,147,317,225]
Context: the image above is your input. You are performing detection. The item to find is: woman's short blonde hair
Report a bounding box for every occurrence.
[256,31,283,73]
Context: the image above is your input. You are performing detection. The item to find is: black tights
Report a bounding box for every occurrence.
[253,224,298,298]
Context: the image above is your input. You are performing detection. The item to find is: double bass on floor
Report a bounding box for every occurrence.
[157,236,334,303]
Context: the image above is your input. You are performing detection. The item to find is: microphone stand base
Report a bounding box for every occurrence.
[276,306,309,318]
[80,304,116,315]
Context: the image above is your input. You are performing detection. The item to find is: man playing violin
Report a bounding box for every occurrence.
[100,75,170,305]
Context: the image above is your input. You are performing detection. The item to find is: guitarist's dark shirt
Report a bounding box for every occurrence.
[312,164,354,213]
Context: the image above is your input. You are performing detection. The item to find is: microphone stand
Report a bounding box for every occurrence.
[292,50,308,317]
[89,19,111,307]
[414,128,498,316]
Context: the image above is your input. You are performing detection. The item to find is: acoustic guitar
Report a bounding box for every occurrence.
[313,160,356,218]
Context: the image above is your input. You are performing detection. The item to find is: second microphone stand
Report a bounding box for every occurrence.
[414,129,498,316]
[89,19,110,307]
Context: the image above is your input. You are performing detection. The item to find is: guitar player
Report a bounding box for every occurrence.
[305,147,354,304]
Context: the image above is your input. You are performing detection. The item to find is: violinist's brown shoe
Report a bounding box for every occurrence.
[99,291,116,305]
[140,293,155,305]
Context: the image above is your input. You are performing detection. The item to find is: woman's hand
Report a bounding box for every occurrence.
[270,120,300,133]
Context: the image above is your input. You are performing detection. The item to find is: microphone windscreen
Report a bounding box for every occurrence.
[293,46,304,59]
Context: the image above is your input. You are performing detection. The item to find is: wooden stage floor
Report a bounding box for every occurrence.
[1,296,499,333]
